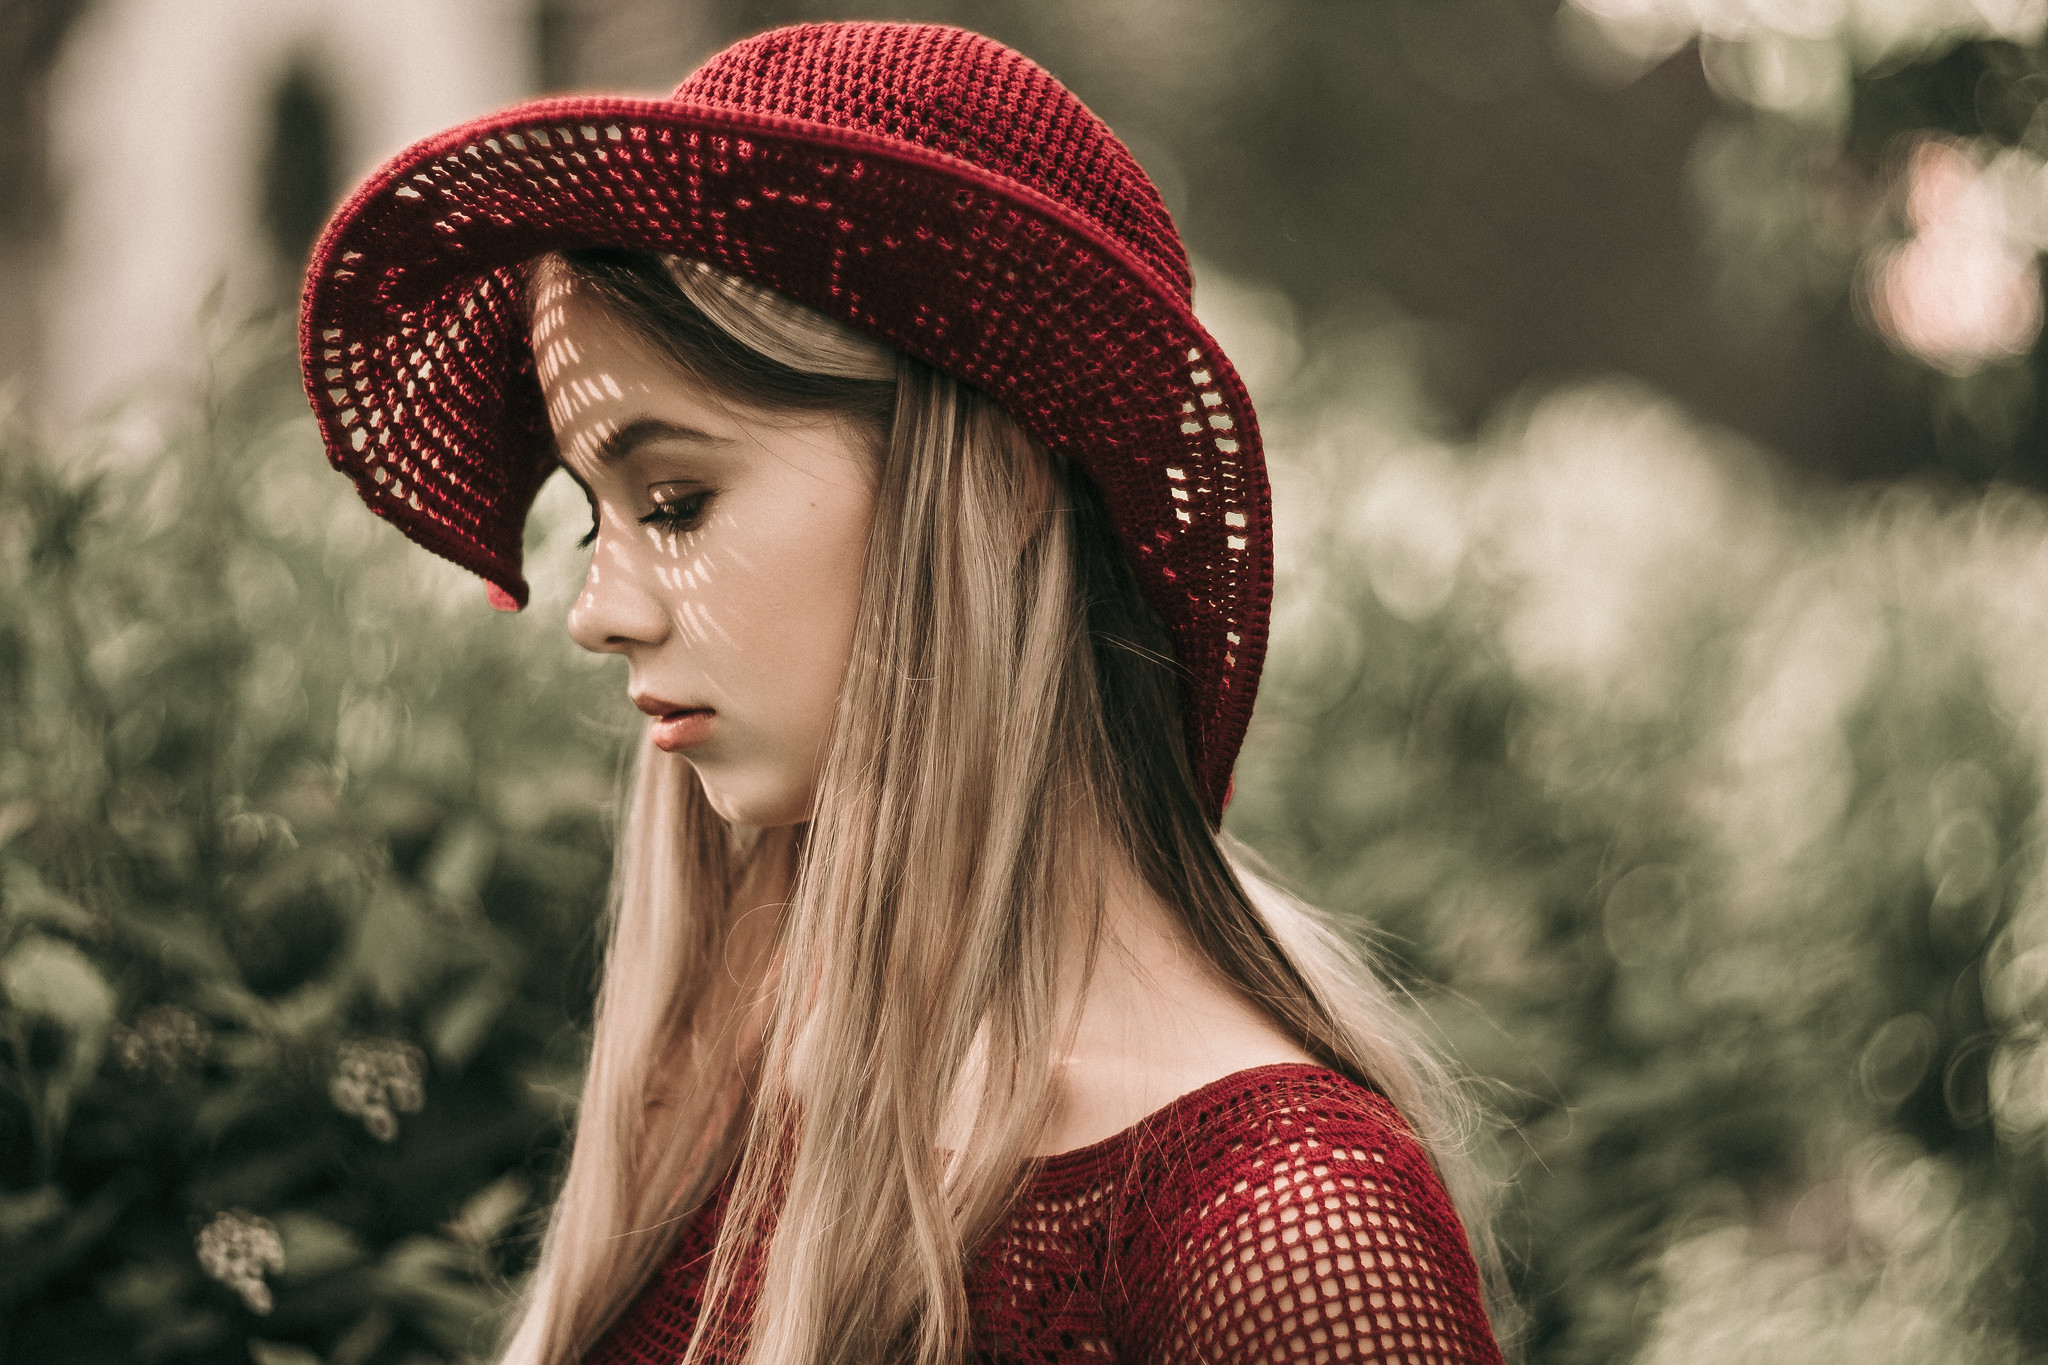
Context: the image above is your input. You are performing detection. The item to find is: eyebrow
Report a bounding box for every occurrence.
[594,416,732,465]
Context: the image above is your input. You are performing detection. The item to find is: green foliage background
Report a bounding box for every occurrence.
[0,318,633,1364]
[1229,367,2048,1364]
[8,306,2048,1365]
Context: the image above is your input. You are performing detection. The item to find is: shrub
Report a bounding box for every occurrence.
[1230,377,2048,1362]
[0,316,628,1365]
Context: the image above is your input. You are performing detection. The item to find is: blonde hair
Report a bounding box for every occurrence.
[500,251,1506,1365]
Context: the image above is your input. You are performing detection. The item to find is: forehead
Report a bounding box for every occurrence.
[527,255,711,399]
[529,259,636,379]
[526,256,892,482]
[529,273,697,475]
[528,263,879,487]
[526,258,768,417]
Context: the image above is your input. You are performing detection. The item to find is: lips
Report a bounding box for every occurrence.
[632,694,716,752]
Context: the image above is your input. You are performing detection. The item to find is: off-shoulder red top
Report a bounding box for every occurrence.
[586,1065,1504,1363]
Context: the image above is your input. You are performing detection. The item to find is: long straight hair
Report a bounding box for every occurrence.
[499,250,1505,1365]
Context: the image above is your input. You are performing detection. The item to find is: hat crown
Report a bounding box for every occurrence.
[674,23,1193,305]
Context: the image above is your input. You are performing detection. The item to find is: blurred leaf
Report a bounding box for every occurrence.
[191,1075,289,1145]
[261,979,347,1043]
[373,1234,498,1352]
[247,1341,323,1365]
[426,966,518,1070]
[0,802,36,851]
[110,907,243,987]
[273,1211,368,1282]
[348,882,437,1012]
[422,818,495,908]
[0,860,99,939]
[0,1168,145,1304]
[444,1172,530,1247]
[186,1142,333,1213]
[98,1259,192,1318]
[328,1308,392,1365]
[0,1185,65,1244]
[137,1308,230,1362]
[1,933,114,1036]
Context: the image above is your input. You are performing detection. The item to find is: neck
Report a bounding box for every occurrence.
[1027,845,1318,1156]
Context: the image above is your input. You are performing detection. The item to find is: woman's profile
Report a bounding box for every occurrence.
[299,21,1506,1364]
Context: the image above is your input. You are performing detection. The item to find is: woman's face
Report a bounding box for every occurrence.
[533,268,879,827]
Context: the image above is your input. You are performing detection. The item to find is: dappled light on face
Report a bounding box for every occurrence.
[670,596,731,651]
[526,268,877,829]
[567,500,723,654]
[641,512,740,650]
[536,290,738,657]
[531,269,609,457]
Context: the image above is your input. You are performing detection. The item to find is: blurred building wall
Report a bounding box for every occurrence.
[38,0,535,422]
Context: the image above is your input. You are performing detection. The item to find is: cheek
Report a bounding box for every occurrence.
[724,482,873,718]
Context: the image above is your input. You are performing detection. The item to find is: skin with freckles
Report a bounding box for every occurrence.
[533,268,880,829]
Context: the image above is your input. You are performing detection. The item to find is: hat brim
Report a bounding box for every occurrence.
[300,94,1269,818]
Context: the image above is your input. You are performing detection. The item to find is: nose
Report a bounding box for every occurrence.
[566,530,670,655]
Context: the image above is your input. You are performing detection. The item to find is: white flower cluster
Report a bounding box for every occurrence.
[329,1037,426,1141]
[195,1209,284,1314]
[112,1004,208,1079]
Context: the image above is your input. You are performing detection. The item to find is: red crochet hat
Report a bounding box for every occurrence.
[299,21,1270,818]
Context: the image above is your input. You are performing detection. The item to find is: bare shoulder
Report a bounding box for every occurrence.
[1034,945,1318,1157]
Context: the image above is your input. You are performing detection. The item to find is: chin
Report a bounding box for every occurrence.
[691,764,813,829]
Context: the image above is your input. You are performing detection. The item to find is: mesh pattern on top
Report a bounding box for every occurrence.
[585,1066,1503,1365]
[299,22,1269,815]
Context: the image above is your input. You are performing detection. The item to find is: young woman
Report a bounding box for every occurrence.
[300,22,1507,1365]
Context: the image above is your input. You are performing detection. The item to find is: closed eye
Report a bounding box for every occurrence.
[637,489,712,536]
[577,490,713,548]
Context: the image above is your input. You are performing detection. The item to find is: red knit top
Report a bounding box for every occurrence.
[585,1065,1503,1364]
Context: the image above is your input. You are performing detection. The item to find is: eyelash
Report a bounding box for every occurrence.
[577,491,712,549]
